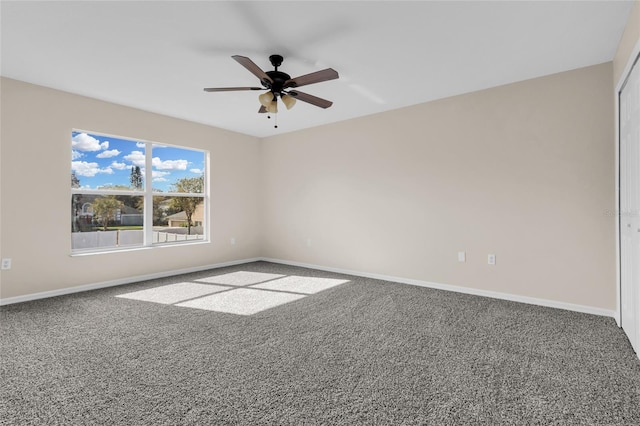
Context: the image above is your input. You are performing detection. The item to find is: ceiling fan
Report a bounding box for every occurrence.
[204,54,339,119]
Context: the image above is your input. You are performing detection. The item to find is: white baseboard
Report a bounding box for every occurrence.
[260,257,616,319]
[0,257,262,306]
[0,256,617,319]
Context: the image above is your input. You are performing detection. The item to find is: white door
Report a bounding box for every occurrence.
[620,55,640,355]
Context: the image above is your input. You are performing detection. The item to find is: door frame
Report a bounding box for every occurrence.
[616,39,640,327]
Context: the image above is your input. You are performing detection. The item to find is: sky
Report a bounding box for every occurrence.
[71,131,205,192]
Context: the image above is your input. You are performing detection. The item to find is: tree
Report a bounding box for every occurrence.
[130,166,143,190]
[170,176,204,235]
[92,196,123,231]
[97,184,140,210]
[71,171,80,189]
[150,195,175,226]
[71,171,82,231]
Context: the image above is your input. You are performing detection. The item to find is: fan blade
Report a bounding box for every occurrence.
[284,68,339,88]
[287,90,333,109]
[204,87,263,92]
[258,105,267,113]
[232,55,273,85]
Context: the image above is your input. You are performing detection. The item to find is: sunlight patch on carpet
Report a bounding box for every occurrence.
[116,271,350,315]
[175,288,305,315]
[250,276,349,294]
[116,283,228,304]
[194,271,285,286]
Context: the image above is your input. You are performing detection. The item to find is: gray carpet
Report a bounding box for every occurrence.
[1,261,639,425]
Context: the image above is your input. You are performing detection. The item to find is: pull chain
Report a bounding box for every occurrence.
[265,113,278,129]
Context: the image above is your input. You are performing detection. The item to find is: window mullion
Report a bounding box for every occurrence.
[144,143,153,246]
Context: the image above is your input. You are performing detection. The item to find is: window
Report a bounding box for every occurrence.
[71,130,207,252]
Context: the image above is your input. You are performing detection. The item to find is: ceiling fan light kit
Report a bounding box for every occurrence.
[281,94,296,110]
[204,54,338,128]
[265,101,278,114]
[258,91,274,107]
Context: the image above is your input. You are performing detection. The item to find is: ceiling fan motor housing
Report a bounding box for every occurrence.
[265,70,291,97]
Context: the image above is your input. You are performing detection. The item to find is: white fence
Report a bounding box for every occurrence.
[72,229,202,250]
[153,231,202,243]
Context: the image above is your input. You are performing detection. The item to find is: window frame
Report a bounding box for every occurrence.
[71,129,209,254]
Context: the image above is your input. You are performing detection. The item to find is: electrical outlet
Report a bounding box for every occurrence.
[1,258,11,270]
[306,238,312,248]
[458,251,466,262]
[230,237,236,245]
[488,254,496,265]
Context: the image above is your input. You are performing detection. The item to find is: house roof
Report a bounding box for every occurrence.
[166,211,188,221]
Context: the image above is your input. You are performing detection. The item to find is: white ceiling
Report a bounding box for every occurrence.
[0,1,634,138]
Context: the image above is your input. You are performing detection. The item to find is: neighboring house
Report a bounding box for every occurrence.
[81,202,94,217]
[98,205,142,224]
[119,205,143,226]
[166,203,204,228]
[75,198,143,226]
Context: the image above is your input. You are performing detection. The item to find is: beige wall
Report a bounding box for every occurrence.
[261,63,616,310]
[0,78,262,299]
[0,62,620,310]
[614,0,640,85]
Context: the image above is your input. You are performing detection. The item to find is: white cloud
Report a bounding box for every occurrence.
[72,161,114,177]
[190,168,203,174]
[123,152,189,172]
[152,170,171,182]
[124,150,146,167]
[96,149,121,158]
[72,133,112,153]
[152,157,188,170]
[71,150,83,160]
[110,161,128,170]
[72,133,104,152]
[136,142,146,148]
[152,170,170,182]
